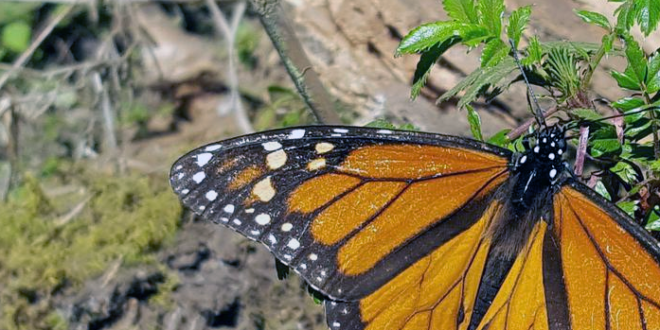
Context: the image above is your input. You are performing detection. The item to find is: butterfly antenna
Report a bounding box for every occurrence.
[509,39,546,128]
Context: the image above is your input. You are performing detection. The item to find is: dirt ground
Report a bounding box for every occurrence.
[13,0,658,329]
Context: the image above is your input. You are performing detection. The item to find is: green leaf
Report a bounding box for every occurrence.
[443,0,478,24]
[477,0,505,37]
[521,36,542,66]
[611,70,642,90]
[637,0,660,36]
[458,58,518,108]
[645,206,660,231]
[593,181,612,200]
[396,21,488,55]
[610,161,638,184]
[487,128,511,146]
[615,1,636,31]
[601,33,615,54]
[365,119,397,129]
[647,51,660,93]
[574,10,612,30]
[507,6,532,48]
[466,105,483,140]
[0,3,39,22]
[410,37,461,99]
[1,20,31,53]
[481,38,509,67]
[612,96,645,111]
[572,108,603,121]
[617,200,639,217]
[623,34,647,84]
[590,138,622,157]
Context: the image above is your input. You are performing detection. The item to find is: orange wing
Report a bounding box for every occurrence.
[326,202,555,330]
[169,126,511,304]
[551,182,660,330]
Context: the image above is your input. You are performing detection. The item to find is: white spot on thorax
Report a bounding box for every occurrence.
[558,149,563,155]
[196,153,213,167]
[262,141,282,151]
[193,172,206,183]
[205,190,218,201]
[533,146,540,153]
[520,155,527,164]
[551,141,556,147]
[549,153,555,160]
[549,169,558,179]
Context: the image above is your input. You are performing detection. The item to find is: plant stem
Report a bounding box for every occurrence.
[643,93,660,159]
[581,33,611,89]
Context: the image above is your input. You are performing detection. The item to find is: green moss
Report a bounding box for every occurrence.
[0,172,182,329]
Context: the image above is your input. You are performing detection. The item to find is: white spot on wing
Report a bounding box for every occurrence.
[192,172,206,183]
[181,189,190,195]
[233,219,242,225]
[377,129,393,134]
[224,204,235,213]
[550,169,557,179]
[309,253,318,261]
[205,190,218,201]
[205,144,221,151]
[333,128,349,133]
[255,213,271,225]
[287,238,301,250]
[177,172,185,179]
[262,141,282,151]
[196,153,213,167]
[288,129,305,139]
[281,223,293,232]
[533,146,540,153]
[308,158,326,170]
[315,142,335,154]
[253,177,276,202]
[174,165,183,171]
[266,149,287,169]
[549,153,555,160]
[199,205,206,211]
[268,234,277,244]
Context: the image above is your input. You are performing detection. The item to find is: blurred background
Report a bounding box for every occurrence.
[0,1,658,329]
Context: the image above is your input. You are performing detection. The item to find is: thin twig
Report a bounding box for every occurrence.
[250,0,341,124]
[207,0,253,133]
[506,106,558,140]
[574,125,589,177]
[0,6,74,91]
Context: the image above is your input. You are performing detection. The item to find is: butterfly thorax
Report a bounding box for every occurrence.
[511,125,567,210]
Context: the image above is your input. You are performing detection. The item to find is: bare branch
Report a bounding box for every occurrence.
[249,0,341,125]
[0,6,74,90]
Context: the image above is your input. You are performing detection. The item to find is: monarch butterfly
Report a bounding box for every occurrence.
[169,121,660,329]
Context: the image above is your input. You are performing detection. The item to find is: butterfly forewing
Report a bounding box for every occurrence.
[170,126,512,301]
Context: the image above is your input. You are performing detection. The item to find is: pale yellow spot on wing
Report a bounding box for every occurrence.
[315,142,335,154]
[253,177,276,202]
[308,158,326,171]
[266,149,287,170]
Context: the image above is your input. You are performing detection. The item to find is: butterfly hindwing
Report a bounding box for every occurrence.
[551,182,660,330]
[169,126,512,303]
